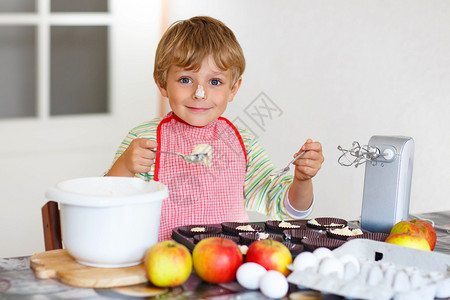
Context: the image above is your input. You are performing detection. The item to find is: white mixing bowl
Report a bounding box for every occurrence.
[45,177,168,268]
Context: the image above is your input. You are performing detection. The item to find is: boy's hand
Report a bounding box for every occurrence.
[109,139,157,176]
[292,139,324,182]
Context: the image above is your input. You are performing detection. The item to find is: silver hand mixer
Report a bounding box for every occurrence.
[338,136,415,233]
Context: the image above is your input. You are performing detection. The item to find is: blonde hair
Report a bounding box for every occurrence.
[154,16,245,88]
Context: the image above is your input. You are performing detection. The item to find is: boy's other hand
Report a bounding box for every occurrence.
[117,138,157,175]
[292,139,324,182]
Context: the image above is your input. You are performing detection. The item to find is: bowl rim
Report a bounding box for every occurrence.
[45,177,168,207]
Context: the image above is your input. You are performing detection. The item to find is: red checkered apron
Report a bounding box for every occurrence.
[154,113,249,240]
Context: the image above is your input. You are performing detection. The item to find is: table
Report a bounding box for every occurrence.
[1,211,449,299]
[417,211,450,255]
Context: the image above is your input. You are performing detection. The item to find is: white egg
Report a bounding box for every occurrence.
[293,251,319,272]
[236,262,267,290]
[312,247,333,262]
[318,257,344,279]
[259,270,289,299]
[337,254,360,273]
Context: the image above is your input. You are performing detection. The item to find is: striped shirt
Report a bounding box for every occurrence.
[110,118,313,220]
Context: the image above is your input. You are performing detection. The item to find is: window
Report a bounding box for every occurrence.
[0,0,110,120]
[0,0,35,13]
[0,26,36,118]
[51,0,107,13]
[50,26,108,115]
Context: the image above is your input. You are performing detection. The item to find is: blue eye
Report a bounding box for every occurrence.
[210,79,222,86]
[180,77,191,84]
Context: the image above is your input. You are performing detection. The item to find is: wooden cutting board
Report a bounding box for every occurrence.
[30,249,148,288]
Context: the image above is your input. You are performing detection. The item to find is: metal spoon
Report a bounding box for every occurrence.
[151,149,208,164]
[270,151,308,178]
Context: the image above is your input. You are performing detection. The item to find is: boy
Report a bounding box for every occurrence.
[106,16,324,241]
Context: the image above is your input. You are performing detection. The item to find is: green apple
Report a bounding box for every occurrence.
[144,240,192,287]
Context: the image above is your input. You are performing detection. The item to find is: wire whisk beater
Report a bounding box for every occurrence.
[337,141,384,168]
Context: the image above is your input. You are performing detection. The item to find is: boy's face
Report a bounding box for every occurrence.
[157,55,241,127]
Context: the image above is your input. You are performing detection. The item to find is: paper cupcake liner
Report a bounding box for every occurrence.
[177,225,221,237]
[347,232,389,242]
[221,222,264,235]
[282,242,304,256]
[171,229,195,251]
[239,232,282,245]
[193,233,240,244]
[283,229,326,243]
[265,220,307,232]
[301,237,346,251]
[326,228,365,240]
[306,217,348,230]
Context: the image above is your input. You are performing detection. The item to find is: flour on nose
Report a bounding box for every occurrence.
[195,85,205,98]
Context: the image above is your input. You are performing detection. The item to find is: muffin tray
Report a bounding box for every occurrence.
[171,218,387,256]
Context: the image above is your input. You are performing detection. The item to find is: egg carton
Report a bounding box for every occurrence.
[287,239,450,300]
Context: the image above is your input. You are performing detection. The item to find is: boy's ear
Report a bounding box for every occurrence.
[228,76,242,102]
[156,81,169,98]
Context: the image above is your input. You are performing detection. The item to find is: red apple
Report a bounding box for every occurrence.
[245,239,293,276]
[144,240,192,287]
[385,233,431,251]
[390,219,436,250]
[192,237,243,284]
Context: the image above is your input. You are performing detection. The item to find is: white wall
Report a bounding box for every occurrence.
[1,0,450,257]
[0,0,162,257]
[167,0,450,219]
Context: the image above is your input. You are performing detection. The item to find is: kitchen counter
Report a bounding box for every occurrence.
[1,211,449,299]
[0,257,341,300]
[417,210,450,255]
